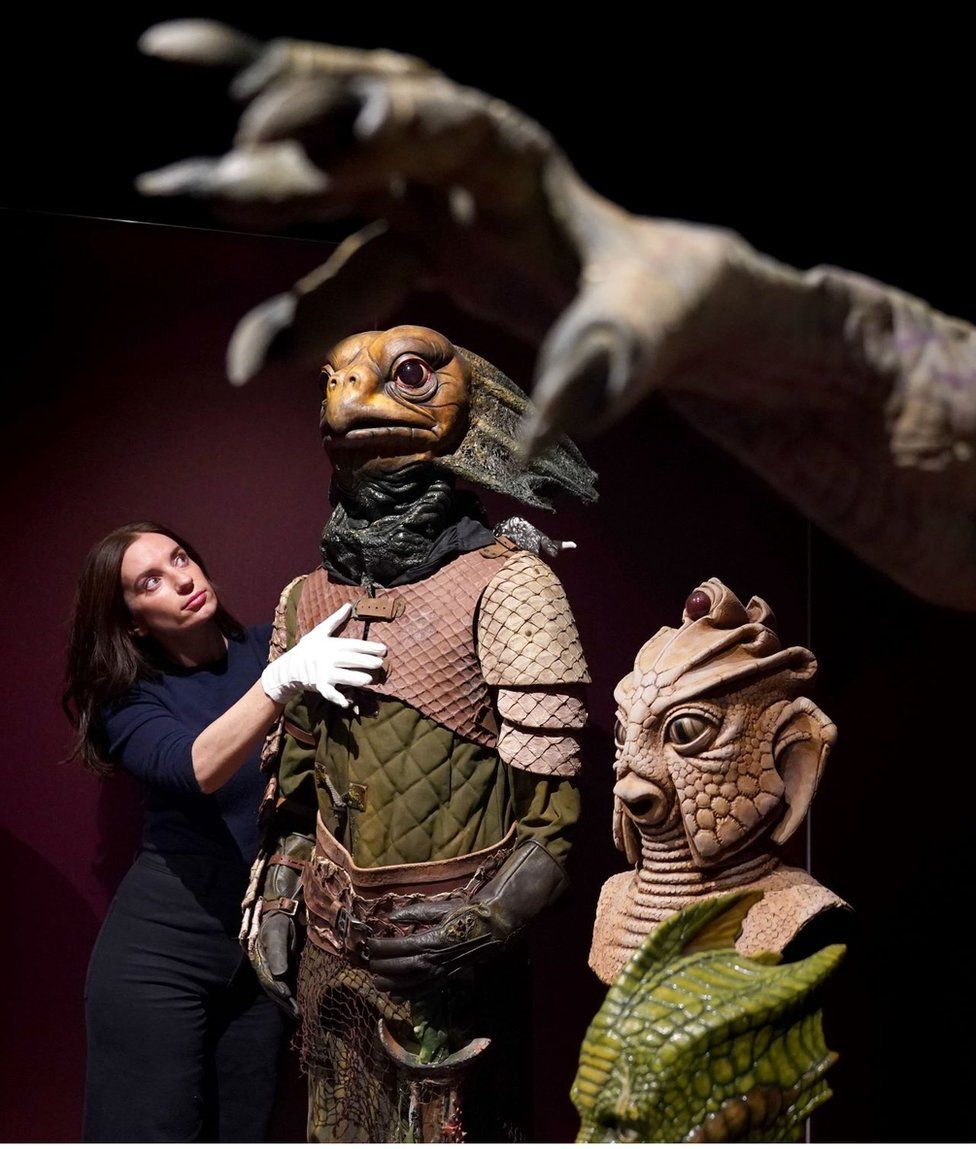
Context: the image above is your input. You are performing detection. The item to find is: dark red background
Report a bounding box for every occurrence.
[2,12,974,1142]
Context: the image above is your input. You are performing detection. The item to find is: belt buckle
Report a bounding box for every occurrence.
[335,906,375,961]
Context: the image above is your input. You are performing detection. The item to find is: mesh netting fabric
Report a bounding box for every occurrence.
[299,944,399,1141]
[298,944,471,1143]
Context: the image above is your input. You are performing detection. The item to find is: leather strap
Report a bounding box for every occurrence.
[283,718,316,747]
[262,896,301,916]
[303,817,518,959]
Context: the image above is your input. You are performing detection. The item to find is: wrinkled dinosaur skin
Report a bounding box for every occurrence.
[590,579,848,985]
[321,327,473,477]
[320,324,596,510]
[138,21,976,609]
[573,892,844,1143]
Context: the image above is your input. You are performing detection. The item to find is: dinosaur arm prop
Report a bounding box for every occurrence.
[139,20,976,609]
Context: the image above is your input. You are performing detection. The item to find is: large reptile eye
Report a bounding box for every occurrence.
[613,714,626,750]
[394,357,430,388]
[390,355,438,401]
[665,711,719,754]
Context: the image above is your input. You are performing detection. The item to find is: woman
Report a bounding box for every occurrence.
[63,522,385,1142]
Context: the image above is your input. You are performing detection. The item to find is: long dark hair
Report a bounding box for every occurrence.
[62,521,243,776]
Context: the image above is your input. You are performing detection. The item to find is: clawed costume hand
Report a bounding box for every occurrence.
[367,840,569,997]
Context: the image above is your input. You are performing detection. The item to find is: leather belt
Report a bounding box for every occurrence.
[304,815,516,960]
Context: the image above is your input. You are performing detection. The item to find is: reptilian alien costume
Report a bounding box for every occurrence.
[574,583,848,1142]
[591,579,850,984]
[574,892,844,1143]
[241,325,597,1142]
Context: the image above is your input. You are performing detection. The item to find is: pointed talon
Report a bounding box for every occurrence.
[136,159,221,197]
[353,81,393,141]
[518,409,557,462]
[138,20,262,67]
[227,293,298,385]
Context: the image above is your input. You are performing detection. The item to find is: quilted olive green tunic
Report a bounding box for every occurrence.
[276,576,579,867]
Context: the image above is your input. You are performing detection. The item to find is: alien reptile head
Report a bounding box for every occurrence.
[613,578,836,867]
[572,892,844,1142]
[318,325,597,508]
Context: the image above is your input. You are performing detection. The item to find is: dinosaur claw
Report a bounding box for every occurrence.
[135,158,220,198]
[227,293,298,385]
[138,143,329,202]
[528,323,623,451]
[139,20,262,69]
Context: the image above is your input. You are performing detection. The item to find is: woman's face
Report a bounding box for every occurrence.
[120,532,218,647]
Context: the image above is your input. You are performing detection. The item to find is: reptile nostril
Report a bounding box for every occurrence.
[627,795,658,819]
[614,775,672,826]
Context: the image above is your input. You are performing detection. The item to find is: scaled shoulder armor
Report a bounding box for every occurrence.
[270,574,308,660]
[478,551,589,687]
[259,574,309,779]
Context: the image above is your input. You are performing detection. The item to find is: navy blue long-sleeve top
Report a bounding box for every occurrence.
[101,624,273,865]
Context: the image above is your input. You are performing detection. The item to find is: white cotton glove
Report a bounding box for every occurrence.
[261,603,386,707]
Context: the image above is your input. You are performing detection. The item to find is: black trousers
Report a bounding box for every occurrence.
[84,851,285,1143]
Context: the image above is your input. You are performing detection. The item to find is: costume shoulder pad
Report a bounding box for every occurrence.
[269,574,308,659]
[478,551,589,686]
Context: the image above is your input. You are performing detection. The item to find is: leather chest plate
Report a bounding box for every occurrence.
[295,548,513,747]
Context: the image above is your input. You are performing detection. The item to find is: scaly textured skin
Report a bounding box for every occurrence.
[590,579,848,984]
[495,686,586,776]
[478,552,589,775]
[479,552,591,686]
[496,686,587,729]
[496,726,583,777]
[573,893,844,1143]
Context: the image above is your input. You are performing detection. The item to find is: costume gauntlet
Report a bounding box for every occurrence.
[251,829,314,1018]
[366,839,569,995]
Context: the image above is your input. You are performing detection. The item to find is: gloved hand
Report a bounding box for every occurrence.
[366,840,569,996]
[251,830,314,1018]
[261,602,386,706]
